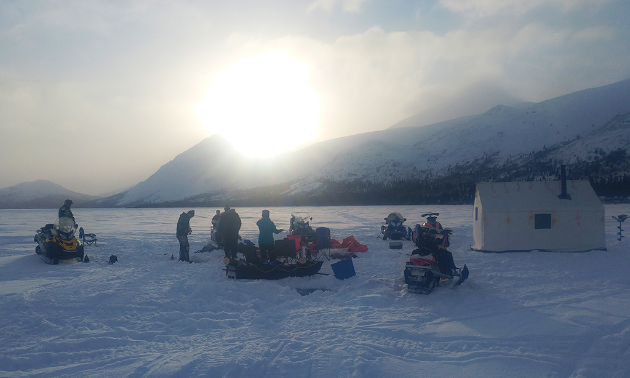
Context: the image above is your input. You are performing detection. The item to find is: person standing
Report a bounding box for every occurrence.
[176,210,195,262]
[256,209,283,260]
[211,210,221,229]
[211,209,222,245]
[219,206,241,259]
[58,199,75,221]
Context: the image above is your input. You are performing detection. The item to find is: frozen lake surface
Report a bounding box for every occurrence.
[1,205,630,377]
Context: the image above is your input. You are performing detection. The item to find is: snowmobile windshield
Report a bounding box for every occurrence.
[386,213,405,224]
[291,213,310,227]
[294,217,309,228]
[55,217,76,239]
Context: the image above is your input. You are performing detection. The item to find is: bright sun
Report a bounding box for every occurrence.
[196,53,320,157]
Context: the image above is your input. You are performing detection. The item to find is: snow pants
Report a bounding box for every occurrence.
[224,237,238,259]
[177,234,190,262]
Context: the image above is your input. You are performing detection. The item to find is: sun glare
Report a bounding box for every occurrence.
[196,53,320,157]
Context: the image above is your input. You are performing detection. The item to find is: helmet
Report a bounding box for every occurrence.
[64,199,73,206]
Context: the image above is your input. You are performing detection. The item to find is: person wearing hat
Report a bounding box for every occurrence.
[256,209,284,261]
[210,209,222,246]
[218,205,241,260]
[58,199,75,221]
[176,210,195,262]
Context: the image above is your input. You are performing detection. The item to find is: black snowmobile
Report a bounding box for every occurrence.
[404,214,468,294]
[289,213,317,243]
[224,238,324,280]
[34,217,85,264]
[381,212,410,240]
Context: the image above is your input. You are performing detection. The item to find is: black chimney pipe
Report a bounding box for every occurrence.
[558,165,571,200]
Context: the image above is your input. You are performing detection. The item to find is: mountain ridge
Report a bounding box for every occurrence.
[5,78,630,208]
[0,180,98,209]
[97,77,630,206]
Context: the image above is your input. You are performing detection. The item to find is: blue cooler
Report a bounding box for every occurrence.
[331,258,356,280]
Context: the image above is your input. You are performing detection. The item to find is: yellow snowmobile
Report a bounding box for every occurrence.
[34,217,85,264]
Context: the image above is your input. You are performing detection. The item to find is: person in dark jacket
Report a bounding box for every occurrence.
[218,206,241,259]
[211,210,221,228]
[256,209,283,260]
[58,199,75,221]
[211,209,222,245]
[176,210,195,262]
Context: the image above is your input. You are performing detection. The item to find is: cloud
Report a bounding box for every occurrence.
[308,0,336,12]
[439,0,612,17]
[219,19,627,143]
[571,26,615,43]
[308,0,368,13]
[342,0,368,12]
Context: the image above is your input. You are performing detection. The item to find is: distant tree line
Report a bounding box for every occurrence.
[132,147,629,207]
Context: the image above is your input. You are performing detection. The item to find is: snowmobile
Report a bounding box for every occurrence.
[289,213,317,243]
[224,238,324,280]
[381,212,410,240]
[404,216,468,294]
[34,217,85,264]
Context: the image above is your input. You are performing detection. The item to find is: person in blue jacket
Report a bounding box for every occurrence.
[256,209,284,260]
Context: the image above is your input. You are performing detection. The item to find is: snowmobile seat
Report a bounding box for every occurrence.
[409,254,435,266]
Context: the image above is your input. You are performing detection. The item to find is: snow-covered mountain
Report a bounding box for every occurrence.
[289,78,630,192]
[548,111,630,163]
[0,180,98,209]
[103,78,630,206]
[104,135,315,206]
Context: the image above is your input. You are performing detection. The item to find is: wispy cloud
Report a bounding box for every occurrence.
[439,0,612,17]
[342,0,368,12]
[308,0,368,13]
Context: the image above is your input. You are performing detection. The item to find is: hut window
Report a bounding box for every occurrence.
[535,214,552,229]
[475,207,478,221]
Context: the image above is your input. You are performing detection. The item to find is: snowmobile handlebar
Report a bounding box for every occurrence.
[421,212,439,218]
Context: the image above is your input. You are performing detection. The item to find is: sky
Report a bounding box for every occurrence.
[1,0,629,195]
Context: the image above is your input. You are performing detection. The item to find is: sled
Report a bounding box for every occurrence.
[224,260,324,280]
[224,238,325,280]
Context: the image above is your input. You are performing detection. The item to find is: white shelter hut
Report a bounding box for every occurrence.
[472,178,606,252]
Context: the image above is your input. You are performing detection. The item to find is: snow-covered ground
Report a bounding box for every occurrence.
[1,205,630,378]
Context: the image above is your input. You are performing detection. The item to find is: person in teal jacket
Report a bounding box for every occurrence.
[256,209,283,260]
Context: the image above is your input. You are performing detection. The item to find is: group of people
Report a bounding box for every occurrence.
[177,205,266,262]
[176,207,286,262]
[55,200,286,264]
